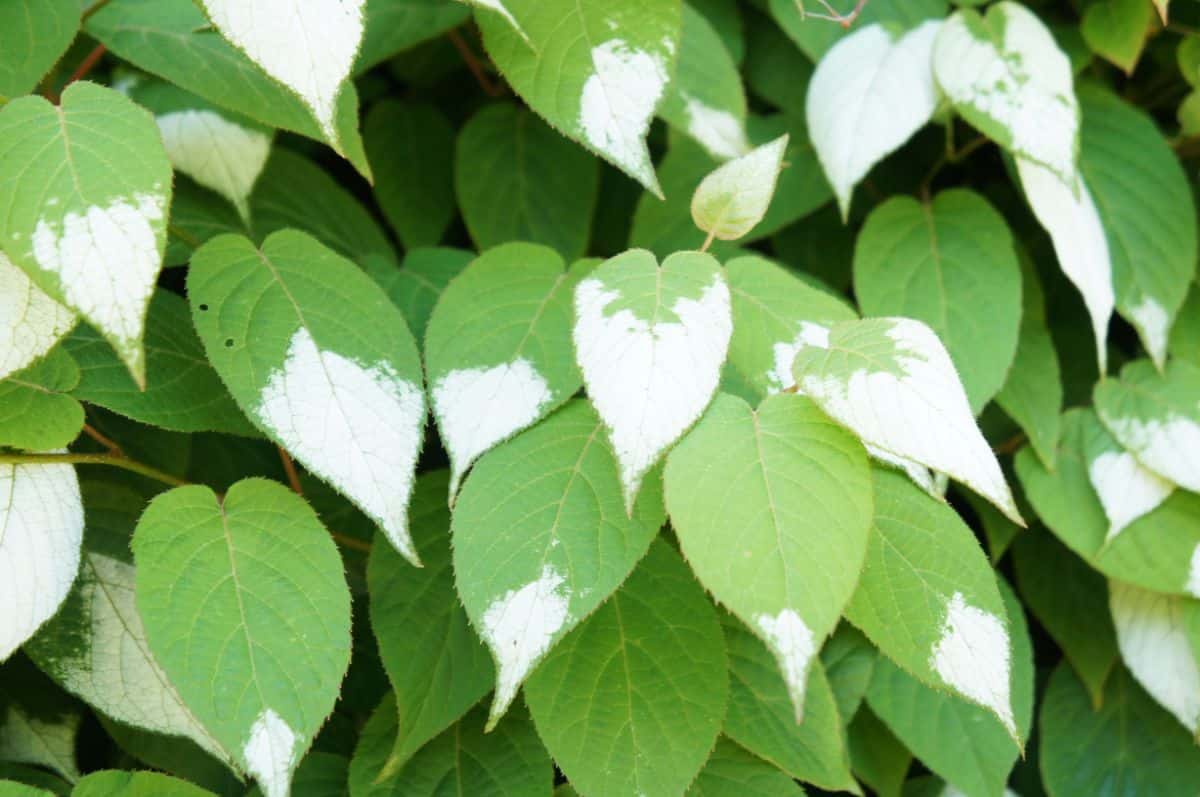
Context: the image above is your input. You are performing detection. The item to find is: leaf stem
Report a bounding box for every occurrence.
[448,29,504,97]
[278,447,304,495]
[331,532,371,554]
[919,132,990,200]
[62,44,108,94]
[82,424,124,456]
[0,452,190,487]
[699,229,717,253]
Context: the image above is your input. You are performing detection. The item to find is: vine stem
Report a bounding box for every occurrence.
[83,424,123,456]
[64,45,107,88]
[919,131,990,200]
[278,447,304,495]
[448,29,503,97]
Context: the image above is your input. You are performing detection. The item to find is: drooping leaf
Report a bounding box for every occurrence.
[847,707,910,797]
[526,541,728,797]
[364,247,474,345]
[366,101,455,250]
[573,249,731,510]
[72,770,215,796]
[1081,0,1152,73]
[686,738,804,797]
[133,479,353,797]
[691,135,789,242]
[425,243,581,496]
[665,392,872,720]
[0,81,172,387]
[0,349,84,452]
[0,252,75,382]
[852,190,1022,413]
[0,0,78,101]
[188,231,426,563]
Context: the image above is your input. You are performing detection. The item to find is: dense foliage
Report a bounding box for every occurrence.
[1,0,1200,795]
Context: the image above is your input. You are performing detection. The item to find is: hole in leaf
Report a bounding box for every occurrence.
[198,303,209,311]
[224,338,234,348]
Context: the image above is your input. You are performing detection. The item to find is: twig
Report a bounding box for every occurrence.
[0,452,189,487]
[448,29,503,97]
[798,0,870,28]
[920,132,990,200]
[82,424,123,457]
[62,44,107,91]
[278,447,304,496]
[331,532,372,554]
[993,432,1027,456]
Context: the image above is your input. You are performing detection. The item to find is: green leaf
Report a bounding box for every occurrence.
[356,0,469,73]
[477,0,681,194]
[845,470,1019,739]
[132,479,353,797]
[188,230,426,562]
[347,693,400,797]
[452,400,666,726]
[425,243,581,495]
[847,707,910,797]
[65,291,255,437]
[0,81,172,388]
[454,103,599,261]
[0,0,78,101]
[691,135,789,242]
[98,717,240,796]
[1011,530,1117,709]
[0,658,82,783]
[1081,0,1152,73]
[721,613,859,792]
[853,190,1022,413]
[163,177,249,268]
[1094,359,1200,492]
[768,0,945,62]
[526,540,728,797]
[365,101,455,250]
[1040,662,1200,795]
[864,579,1033,796]
[822,624,878,724]
[0,348,84,451]
[364,247,474,345]
[85,0,370,177]
[686,738,804,797]
[792,318,1022,523]
[743,12,812,113]
[573,249,731,510]
[0,252,76,382]
[1171,284,1200,366]
[1079,85,1197,366]
[0,781,55,797]
[665,392,872,719]
[72,770,215,796]
[366,471,493,779]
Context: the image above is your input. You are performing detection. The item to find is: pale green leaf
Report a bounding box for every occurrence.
[366,101,455,250]
[0,0,77,99]
[363,247,474,345]
[72,770,215,796]
[0,780,55,797]
[0,348,83,451]
[692,135,789,242]
[686,738,803,797]
[1081,0,1152,73]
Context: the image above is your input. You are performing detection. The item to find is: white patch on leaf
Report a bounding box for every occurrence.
[0,251,75,380]
[432,358,552,496]
[0,461,83,662]
[1105,412,1200,492]
[573,275,732,511]
[1110,580,1200,733]
[199,0,365,144]
[481,564,571,724]
[243,708,299,797]
[1126,295,1170,369]
[156,109,271,222]
[766,321,829,394]
[930,592,1016,737]
[691,135,789,242]
[755,609,816,723]
[683,96,750,160]
[1088,449,1174,542]
[1016,158,1112,372]
[579,39,668,192]
[866,444,941,498]
[256,328,425,563]
[808,20,942,218]
[1187,546,1200,599]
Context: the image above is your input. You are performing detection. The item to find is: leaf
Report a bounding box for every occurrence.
[0,252,75,382]
[85,0,369,177]
[1080,411,1174,542]
[72,770,215,796]
[847,707,910,797]
[792,317,1022,524]
[366,471,493,779]
[1081,0,1152,73]
[665,392,872,719]
[364,247,474,345]
[691,135,789,242]
[460,0,530,43]
[768,0,946,62]
[425,243,581,496]
[864,579,1033,796]
[1011,530,1117,709]
[686,738,803,797]
[822,624,878,724]
[132,479,353,797]
[845,470,1019,739]
[721,613,859,792]
[0,461,82,662]
[356,0,469,73]
[452,400,666,726]
[1079,85,1198,367]
[934,2,1080,184]
[0,658,82,784]
[477,0,681,194]
[0,82,172,387]
[0,781,55,797]
[188,230,426,562]
[1094,359,1200,492]
[1173,284,1200,366]
[743,11,812,113]
[65,291,256,437]
[163,177,249,268]
[852,190,1023,413]
[1109,580,1200,734]
[0,349,84,452]
[574,249,732,510]
[454,103,599,261]
[658,4,749,160]
[1039,662,1200,795]
[365,101,455,250]
[807,21,942,218]
[0,0,78,100]
[526,541,728,797]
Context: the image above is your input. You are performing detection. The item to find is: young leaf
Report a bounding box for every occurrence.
[1081,414,1174,543]
[934,2,1080,184]
[807,21,942,218]
[72,770,215,796]
[1081,0,1152,73]
[425,243,581,496]
[0,252,75,382]
[188,231,426,563]
[0,0,78,101]
[792,317,1023,524]
[133,479,353,797]
[1094,359,1200,493]
[452,400,666,728]
[846,470,1019,740]
[691,135,789,244]
[687,738,804,797]
[852,190,1023,413]
[366,471,493,779]
[0,349,84,452]
[0,81,172,387]
[573,249,732,510]
[0,461,82,662]
[364,247,474,346]
[525,541,728,797]
[476,0,682,194]
[664,392,872,720]
[1109,580,1200,734]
